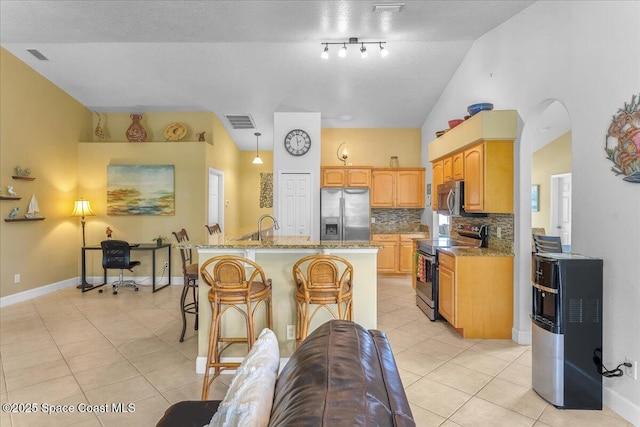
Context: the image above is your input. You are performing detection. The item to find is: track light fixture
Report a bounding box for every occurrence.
[320,37,387,59]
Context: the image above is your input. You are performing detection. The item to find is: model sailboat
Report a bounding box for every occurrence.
[24,194,42,219]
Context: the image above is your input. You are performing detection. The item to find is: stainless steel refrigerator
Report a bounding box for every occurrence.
[320,188,370,241]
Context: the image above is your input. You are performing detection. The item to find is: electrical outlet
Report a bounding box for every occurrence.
[164,261,169,269]
[286,325,295,341]
[14,273,20,284]
[371,217,376,224]
[625,357,637,380]
[497,227,502,238]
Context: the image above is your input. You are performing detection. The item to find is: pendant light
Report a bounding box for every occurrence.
[252,132,263,165]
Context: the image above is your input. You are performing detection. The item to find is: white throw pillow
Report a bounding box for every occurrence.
[206,328,280,427]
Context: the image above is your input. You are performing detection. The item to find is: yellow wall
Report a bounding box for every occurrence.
[531,131,572,233]
[0,47,92,297]
[238,151,274,229]
[321,128,422,167]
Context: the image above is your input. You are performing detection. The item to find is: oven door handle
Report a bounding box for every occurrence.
[532,282,558,294]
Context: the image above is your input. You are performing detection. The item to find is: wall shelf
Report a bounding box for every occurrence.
[0,196,22,200]
[4,217,45,222]
[12,176,36,181]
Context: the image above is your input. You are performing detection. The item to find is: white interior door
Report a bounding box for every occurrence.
[208,168,224,230]
[550,173,571,245]
[279,173,311,236]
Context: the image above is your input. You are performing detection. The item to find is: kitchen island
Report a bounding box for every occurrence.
[190,235,379,373]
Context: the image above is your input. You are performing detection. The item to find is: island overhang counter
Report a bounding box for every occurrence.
[190,237,379,373]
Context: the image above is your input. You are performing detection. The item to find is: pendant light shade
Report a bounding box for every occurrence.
[252,132,263,165]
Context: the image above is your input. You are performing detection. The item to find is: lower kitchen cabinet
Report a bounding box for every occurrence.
[437,251,513,338]
[373,233,428,274]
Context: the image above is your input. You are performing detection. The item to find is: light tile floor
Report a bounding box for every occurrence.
[0,276,633,426]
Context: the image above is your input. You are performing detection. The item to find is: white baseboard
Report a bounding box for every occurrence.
[604,386,640,426]
[0,276,183,308]
[0,277,78,308]
[512,327,532,345]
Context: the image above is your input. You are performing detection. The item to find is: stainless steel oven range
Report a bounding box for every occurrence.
[415,225,487,320]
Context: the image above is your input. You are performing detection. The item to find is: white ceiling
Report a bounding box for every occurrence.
[0,0,534,150]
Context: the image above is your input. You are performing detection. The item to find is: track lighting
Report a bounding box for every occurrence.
[321,44,329,59]
[339,43,347,58]
[379,42,388,57]
[360,43,368,58]
[320,38,387,59]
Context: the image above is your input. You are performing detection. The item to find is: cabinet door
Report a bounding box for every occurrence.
[346,168,371,187]
[396,170,425,208]
[431,161,444,210]
[322,168,345,187]
[373,235,399,272]
[438,257,456,325]
[443,157,453,182]
[464,144,484,212]
[453,152,464,181]
[399,238,415,272]
[371,170,395,207]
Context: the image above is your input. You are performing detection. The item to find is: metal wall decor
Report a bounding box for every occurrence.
[605,93,640,183]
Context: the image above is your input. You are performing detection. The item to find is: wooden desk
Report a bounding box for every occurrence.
[80,243,171,293]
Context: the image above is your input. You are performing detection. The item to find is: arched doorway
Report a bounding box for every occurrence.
[513,100,572,345]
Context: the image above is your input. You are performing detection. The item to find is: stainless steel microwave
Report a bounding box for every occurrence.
[436,181,464,216]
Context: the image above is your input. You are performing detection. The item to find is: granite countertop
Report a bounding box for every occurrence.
[438,247,513,257]
[371,224,429,234]
[181,234,380,250]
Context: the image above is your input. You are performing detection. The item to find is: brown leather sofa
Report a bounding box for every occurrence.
[156,320,415,427]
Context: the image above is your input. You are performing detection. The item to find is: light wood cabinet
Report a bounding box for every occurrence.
[463,141,513,213]
[453,152,464,181]
[443,157,453,182]
[437,252,456,324]
[431,161,443,210]
[373,233,428,274]
[321,167,371,187]
[372,234,399,272]
[437,251,513,338]
[371,168,425,208]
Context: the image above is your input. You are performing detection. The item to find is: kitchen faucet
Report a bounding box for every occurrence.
[258,214,280,242]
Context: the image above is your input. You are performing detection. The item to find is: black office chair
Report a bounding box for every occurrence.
[532,234,563,253]
[101,240,141,295]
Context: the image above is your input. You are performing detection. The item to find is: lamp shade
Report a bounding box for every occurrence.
[71,199,95,217]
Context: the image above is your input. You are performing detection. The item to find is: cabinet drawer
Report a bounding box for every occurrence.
[372,234,399,242]
[439,252,455,270]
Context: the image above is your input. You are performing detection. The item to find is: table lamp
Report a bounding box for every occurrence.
[72,198,95,247]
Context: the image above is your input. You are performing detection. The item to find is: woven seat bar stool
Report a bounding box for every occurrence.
[200,255,273,399]
[292,254,353,347]
[172,229,199,343]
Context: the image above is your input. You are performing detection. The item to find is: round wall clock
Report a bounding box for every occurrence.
[284,129,311,156]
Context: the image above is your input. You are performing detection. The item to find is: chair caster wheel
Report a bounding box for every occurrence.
[135,288,139,291]
[113,291,118,295]
[99,289,103,293]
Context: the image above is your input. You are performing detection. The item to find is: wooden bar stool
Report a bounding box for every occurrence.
[292,254,353,347]
[172,229,199,343]
[200,255,273,399]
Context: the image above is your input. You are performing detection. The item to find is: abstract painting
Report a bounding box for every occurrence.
[107,165,175,215]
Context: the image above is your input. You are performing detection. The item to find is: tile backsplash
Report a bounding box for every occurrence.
[370,209,424,233]
[450,214,514,253]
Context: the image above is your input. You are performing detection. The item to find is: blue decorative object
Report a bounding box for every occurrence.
[8,207,19,218]
[467,103,494,116]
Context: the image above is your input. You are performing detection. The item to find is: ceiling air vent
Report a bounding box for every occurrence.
[27,49,48,61]
[224,114,256,130]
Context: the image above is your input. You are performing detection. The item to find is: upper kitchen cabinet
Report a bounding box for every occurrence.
[431,161,443,210]
[321,167,371,188]
[429,110,516,214]
[371,168,425,208]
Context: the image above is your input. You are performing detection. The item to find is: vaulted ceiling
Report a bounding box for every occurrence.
[0,1,534,149]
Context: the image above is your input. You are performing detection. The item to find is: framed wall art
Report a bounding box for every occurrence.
[107,165,175,215]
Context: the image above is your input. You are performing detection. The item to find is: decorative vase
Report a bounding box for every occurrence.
[126,114,147,142]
